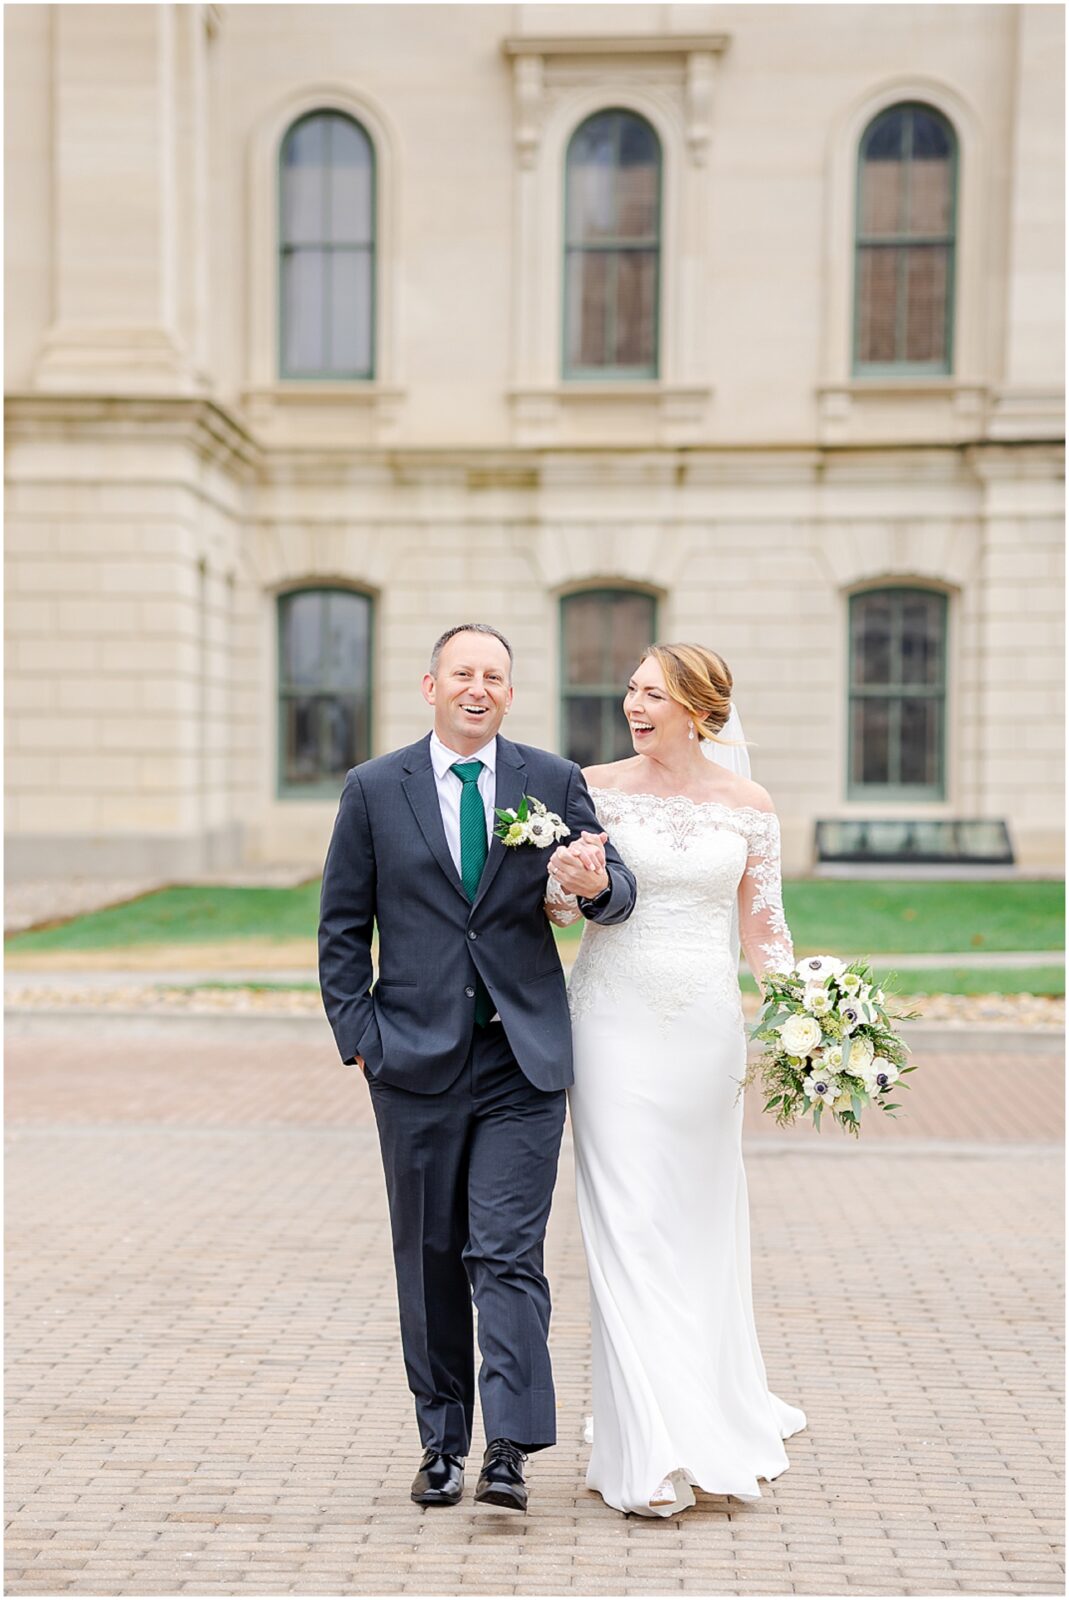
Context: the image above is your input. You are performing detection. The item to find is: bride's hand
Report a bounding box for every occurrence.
[549,831,609,897]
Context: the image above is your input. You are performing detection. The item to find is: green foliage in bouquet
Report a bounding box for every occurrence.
[740,958,921,1137]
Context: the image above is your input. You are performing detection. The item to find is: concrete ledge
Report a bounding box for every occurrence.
[3,1009,1064,1054]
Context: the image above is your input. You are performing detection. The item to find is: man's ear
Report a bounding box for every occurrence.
[421,672,436,708]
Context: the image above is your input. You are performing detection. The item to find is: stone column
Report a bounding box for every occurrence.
[34,3,202,393]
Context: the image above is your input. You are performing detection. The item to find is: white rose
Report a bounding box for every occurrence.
[779,1014,823,1057]
[846,1034,875,1072]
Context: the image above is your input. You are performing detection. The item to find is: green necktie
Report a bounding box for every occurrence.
[451,760,493,1026]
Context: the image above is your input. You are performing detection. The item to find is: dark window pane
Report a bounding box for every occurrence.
[606,594,655,682]
[609,706,637,763]
[899,594,943,685]
[279,590,372,788]
[854,699,890,786]
[864,108,905,163]
[562,593,608,685]
[280,112,375,380]
[282,695,321,785]
[281,117,327,245]
[566,124,617,241]
[323,591,371,690]
[856,247,898,364]
[565,251,610,368]
[328,249,373,373]
[911,108,952,162]
[327,118,373,245]
[900,697,939,787]
[281,591,324,686]
[859,148,905,235]
[853,594,893,685]
[564,110,660,375]
[908,147,952,234]
[563,696,605,768]
[855,104,955,372]
[614,251,657,367]
[281,250,325,373]
[904,246,948,363]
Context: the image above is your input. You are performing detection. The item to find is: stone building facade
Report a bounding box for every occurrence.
[5,3,1064,877]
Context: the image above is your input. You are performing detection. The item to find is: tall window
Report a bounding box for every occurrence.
[561,590,657,766]
[564,110,661,379]
[279,111,375,378]
[278,589,372,795]
[854,103,956,374]
[848,588,947,800]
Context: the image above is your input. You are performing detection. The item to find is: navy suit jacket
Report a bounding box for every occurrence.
[318,733,637,1093]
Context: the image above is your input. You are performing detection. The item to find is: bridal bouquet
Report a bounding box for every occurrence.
[742,956,920,1136]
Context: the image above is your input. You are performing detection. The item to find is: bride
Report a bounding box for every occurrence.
[547,642,807,1519]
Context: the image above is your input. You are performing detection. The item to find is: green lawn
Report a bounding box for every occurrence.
[7,883,322,953]
[174,966,1065,999]
[7,877,1064,959]
[736,965,1065,997]
[552,880,1065,954]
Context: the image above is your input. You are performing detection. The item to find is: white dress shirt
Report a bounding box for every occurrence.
[429,731,498,879]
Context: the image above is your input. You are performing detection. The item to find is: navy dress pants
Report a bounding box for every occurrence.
[367,1020,567,1458]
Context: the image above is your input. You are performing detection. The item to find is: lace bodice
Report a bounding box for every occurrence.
[551,788,794,1028]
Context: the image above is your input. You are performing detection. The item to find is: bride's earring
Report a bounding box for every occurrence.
[688,723,695,741]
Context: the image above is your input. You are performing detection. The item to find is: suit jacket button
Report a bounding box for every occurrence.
[468,930,478,940]
[465,985,476,998]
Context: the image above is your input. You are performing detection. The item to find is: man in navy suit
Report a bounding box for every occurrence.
[319,624,636,1511]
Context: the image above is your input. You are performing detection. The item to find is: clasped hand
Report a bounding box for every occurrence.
[549,830,610,898]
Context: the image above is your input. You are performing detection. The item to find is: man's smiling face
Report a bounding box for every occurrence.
[422,630,514,755]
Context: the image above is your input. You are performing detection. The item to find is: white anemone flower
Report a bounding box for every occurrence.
[802,1072,840,1105]
[795,955,846,983]
[862,1057,899,1094]
[804,986,833,1016]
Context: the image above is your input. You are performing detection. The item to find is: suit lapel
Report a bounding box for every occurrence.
[472,737,528,912]
[401,736,469,903]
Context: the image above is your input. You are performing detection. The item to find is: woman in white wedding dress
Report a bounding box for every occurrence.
[547,643,807,1519]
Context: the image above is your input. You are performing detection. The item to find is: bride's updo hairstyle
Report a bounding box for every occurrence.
[642,642,737,747]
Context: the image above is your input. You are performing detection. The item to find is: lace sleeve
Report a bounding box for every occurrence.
[737,808,794,981]
[545,873,582,927]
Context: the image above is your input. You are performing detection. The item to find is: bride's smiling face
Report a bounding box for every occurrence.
[623,657,692,754]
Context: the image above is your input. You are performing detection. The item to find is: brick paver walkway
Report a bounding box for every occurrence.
[6,1020,1064,1596]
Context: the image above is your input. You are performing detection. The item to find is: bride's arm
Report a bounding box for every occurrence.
[737,800,795,982]
[544,873,582,927]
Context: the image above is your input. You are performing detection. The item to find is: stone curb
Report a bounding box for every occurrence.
[3,1007,1063,1055]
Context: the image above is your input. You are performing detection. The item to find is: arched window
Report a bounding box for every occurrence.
[854,103,957,374]
[563,110,661,379]
[278,589,373,795]
[279,111,375,378]
[848,588,947,799]
[560,590,658,765]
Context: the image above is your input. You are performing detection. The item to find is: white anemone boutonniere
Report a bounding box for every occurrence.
[494,794,570,849]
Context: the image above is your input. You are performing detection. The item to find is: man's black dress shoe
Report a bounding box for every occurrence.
[410,1449,465,1506]
[474,1438,528,1511]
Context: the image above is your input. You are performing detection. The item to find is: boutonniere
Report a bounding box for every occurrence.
[494,795,571,849]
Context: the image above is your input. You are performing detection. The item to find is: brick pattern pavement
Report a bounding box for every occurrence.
[5,1023,1064,1596]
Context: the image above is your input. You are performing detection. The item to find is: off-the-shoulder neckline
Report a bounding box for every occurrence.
[588,786,775,823]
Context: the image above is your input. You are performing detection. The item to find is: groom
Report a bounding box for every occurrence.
[319,623,636,1511]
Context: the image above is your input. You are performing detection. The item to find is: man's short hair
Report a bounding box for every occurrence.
[429,623,514,678]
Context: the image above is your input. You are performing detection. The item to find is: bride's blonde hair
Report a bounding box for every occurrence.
[641,643,745,750]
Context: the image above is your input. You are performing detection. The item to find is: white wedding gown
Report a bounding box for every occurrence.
[551,788,807,1518]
